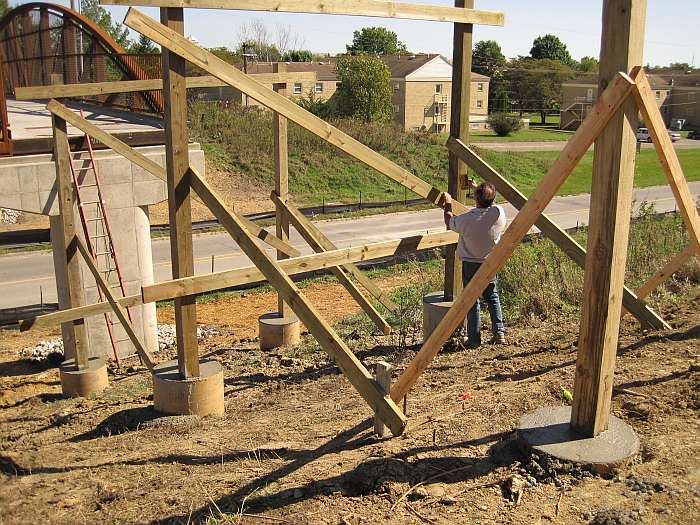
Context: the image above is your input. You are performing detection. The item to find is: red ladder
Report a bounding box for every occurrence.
[70,110,133,366]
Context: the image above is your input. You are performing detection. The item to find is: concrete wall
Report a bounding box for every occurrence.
[0,143,205,361]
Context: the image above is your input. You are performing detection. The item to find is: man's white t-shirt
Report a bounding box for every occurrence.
[449,205,507,263]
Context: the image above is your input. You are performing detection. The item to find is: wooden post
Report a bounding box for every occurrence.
[160,7,199,378]
[273,63,292,317]
[374,361,394,437]
[52,114,89,369]
[571,0,646,437]
[444,0,474,301]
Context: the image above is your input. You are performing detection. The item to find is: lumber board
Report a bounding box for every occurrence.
[374,361,394,437]
[390,71,636,403]
[107,0,504,25]
[447,138,669,330]
[188,166,407,435]
[444,0,474,301]
[52,113,89,367]
[632,69,700,253]
[21,231,458,331]
[571,1,646,438]
[124,8,466,212]
[16,75,292,100]
[271,191,392,334]
[74,236,156,370]
[46,100,300,258]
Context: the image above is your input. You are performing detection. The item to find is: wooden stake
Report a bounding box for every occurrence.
[52,114,89,369]
[374,361,395,437]
[571,0,647,438]
[160,7,199,378]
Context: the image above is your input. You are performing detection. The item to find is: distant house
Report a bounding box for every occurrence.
[661,72,700,129]
[560,74,671,130]
[192,54,489,133]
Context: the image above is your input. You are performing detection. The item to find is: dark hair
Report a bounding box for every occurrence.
[475,182,496,207]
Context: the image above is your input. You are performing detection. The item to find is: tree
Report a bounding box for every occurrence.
[473,40,506,78]
[503,58,575,123]
[0,0,9,19]
[346,27,407,55]
[334,55,393,122]
[282,49,313,62]
[488,113,522,136]
[208,46,241,66]
[530,34,573,66]
[577,56,599,73]
[129,34,158,54]
[81,0,130,48]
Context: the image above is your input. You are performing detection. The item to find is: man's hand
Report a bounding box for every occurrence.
[443,192,453,205]
[443,192,454,229]
[467,178,478,190]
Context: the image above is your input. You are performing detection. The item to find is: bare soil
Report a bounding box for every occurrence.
[0,278,698,525]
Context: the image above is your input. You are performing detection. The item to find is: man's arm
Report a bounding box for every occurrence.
[443,192,454,229]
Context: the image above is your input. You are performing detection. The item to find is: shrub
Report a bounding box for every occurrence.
[488,113,523,136]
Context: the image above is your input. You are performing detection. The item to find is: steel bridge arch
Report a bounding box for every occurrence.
[0,2,162,113]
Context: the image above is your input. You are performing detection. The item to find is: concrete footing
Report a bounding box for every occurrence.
[422,291,464,340]
[152,360,225,416]
[259,312,301,350]
[59,357,109,397]
[517,406,639,475]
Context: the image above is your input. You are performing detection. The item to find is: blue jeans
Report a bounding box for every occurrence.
[462,261,505,344]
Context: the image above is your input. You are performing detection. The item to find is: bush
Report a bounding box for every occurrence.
[488,113,523,136]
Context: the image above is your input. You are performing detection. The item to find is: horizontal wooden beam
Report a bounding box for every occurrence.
[124,8,462,211]
[390,71,636,403]
[16,74,298,100]
[20,230,457,331]
[46,99,300,258]
[447,138,669,330]
[107,0,504,25]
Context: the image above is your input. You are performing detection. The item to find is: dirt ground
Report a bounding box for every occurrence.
[0,276,698,525]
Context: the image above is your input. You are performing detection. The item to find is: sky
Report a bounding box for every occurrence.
[23,1,700,67]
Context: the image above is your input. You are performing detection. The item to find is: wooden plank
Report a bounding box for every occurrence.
[270,191,399,314]
[106,0,504,25]
[571,0,647,438]
[16,74,293,100]
[271,192,392,335]
[444,0,474,301]
[447,138,669,330]
[636,244,696,300]
[21,230,457,331]
[632,69,700,253]
[124,8,462,211]
[390,71,636,404]
[273,65,291,317]
[374,361,394,438]
[161,7,199,378]
[189,167,407,435]
[46,99,300,258]
[53,114,90,368]
[74,236,156,370]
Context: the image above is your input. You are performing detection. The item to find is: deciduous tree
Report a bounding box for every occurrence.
[335,55,393,122]
[346,27,407,55]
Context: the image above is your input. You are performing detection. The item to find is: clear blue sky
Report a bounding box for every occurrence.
[26,1,700,67]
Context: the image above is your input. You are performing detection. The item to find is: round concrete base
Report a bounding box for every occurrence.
[152,359,224,416]
[59,357,109,397]
[422,291,464,340]
[259,312,301,350]
[517,406,639,475]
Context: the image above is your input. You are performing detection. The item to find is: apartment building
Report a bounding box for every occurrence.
[662,72,700,129]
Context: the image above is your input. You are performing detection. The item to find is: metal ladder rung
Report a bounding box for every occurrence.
[79,183,98,189]
[86,217,104,222]
[94,251,113,257]
[80,200,103,206]
[90,234,110,240]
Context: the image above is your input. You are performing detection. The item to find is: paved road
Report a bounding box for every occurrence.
[0,182,697,310]
[478,138,700,151]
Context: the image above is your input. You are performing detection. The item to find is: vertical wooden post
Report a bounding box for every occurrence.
[160,7,199,378]
[39,8,51,86]
[374,361,395,437]
[444,0,474,300]
[571,0,646,437]
[273,63,292,317]
[52,114,89,369]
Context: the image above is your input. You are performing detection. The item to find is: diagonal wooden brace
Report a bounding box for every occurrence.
[390,71,637,402]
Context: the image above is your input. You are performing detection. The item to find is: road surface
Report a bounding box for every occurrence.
[478,138,700,151]
[0,182,697,310]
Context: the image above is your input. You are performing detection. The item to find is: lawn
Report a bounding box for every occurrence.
[438,128,573,143]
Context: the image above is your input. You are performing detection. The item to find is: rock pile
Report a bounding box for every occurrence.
[157,324,220,351]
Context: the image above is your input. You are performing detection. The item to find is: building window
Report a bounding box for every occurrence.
[476,100,483,109]
[392,104,400,114]
[393,82,400,92]
[435,83,442,94]
[434,105,440,116]
[470,122,481,130]
[655,91,661,99]
[315,82,323,93]
[586,88,594,102]
[477,82,483,92]
[293,83,302,94]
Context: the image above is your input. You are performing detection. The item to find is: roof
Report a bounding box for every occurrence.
[659,72,700,88]
[241,61,336,80]
[564,73,671,89]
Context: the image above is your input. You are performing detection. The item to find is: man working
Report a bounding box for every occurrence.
[443,181,507,347]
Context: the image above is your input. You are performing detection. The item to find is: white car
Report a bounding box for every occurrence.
[637,127,681,143]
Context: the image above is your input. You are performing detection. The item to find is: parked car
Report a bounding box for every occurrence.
[637,127,681,142]
[688,130,700,140]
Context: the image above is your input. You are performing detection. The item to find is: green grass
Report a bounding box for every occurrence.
[448,128,573,142]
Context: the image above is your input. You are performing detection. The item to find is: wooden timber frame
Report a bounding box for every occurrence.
[25,0,696,438]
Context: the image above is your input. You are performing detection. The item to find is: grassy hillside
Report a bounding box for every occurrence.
[190,102,699,208]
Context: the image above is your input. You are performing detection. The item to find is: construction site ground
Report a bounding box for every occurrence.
[0,274,698,524]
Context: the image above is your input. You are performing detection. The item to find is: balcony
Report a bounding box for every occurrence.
[433,94,450,124]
